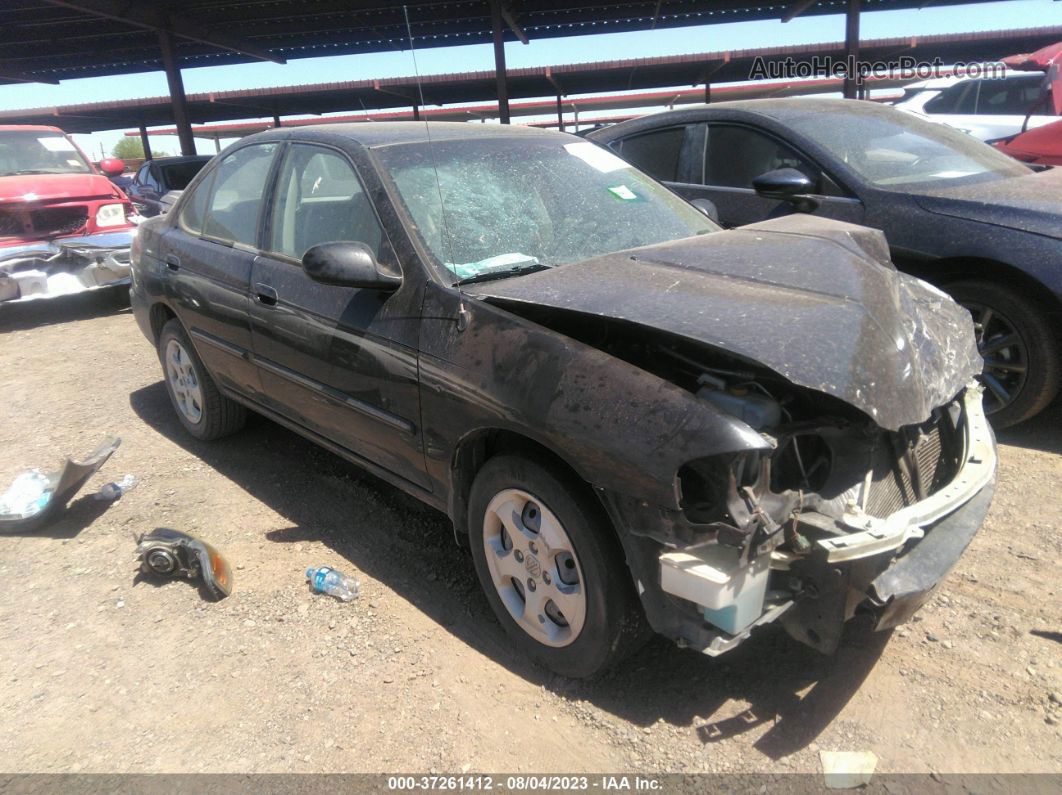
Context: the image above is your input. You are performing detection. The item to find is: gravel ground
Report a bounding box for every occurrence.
[0,291,1060,776]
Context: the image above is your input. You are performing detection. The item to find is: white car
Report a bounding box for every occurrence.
[893,72,1056,141]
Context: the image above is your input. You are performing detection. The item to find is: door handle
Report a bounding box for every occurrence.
[255,283,278,307]
[164,254,180,271]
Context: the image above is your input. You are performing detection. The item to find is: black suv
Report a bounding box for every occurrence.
[131,123,995,677]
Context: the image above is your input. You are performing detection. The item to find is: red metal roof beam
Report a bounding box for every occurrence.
[42,0,286,64]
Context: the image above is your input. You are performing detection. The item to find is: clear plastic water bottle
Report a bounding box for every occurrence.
[306,566,360,602]
[94,474,138,502]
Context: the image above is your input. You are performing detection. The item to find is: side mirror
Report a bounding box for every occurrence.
[302,242,401,291]
[752,168,820,213]
[690,198,720,223]
[99,157,126,177]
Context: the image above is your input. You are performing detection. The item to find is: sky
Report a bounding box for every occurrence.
[0,0,1056,158]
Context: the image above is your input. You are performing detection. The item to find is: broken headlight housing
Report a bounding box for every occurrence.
[136,528,233,600]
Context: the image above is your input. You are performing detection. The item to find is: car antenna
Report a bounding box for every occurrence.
[403,5,470,330]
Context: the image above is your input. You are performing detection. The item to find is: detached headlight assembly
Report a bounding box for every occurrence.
[95,203,127,227]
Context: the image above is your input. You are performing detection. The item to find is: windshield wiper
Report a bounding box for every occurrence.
[454,262,553,286]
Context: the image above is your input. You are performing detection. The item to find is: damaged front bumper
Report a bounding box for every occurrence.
[645,384,997,656]
[0,230,133,304]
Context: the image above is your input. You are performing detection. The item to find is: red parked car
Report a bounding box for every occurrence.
[992,118,1062,166]
[0,125,136,305]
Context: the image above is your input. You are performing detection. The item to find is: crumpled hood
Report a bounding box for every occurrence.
[469,215,981,431]
[912,167,1062,239]
[0,173,122,204]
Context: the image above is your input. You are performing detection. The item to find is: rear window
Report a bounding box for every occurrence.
[160,160,209,191]
[201,144,278,246]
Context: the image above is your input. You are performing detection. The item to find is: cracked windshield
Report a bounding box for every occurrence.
[378,137,718,283]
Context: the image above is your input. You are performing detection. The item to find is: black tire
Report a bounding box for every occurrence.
[467,453,648,678]
[947,280,1061,428]
[158,318,246,440]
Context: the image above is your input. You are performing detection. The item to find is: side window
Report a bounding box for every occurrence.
[924,82,976,114]
[614,127,685,182]
[704,125,816,190]
[268,144,384,261]
[134,164,151,187]
[977,77,1042,115]
[202,143,278,246]
[178,167,214,235]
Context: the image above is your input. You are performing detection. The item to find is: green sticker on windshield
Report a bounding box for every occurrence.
[607,185,638,201]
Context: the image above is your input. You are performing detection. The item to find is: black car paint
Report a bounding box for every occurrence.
[586,100,1062,313]
[467,214,980,433]
[131,122,988,655]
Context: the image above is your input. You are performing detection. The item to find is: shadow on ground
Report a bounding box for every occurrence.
[996,396,1062,455]
[0,288,129,334]
[131,380,886,758]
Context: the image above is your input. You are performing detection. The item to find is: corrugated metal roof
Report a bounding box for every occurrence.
[3,25,1058,133]
[0,1,1024,85]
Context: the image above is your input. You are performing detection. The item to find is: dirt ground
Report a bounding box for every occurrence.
[0,291,1060,777]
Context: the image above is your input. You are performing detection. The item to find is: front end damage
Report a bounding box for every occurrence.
[0,230,133,304]
[651,383,994,655]
[472,214,994,656]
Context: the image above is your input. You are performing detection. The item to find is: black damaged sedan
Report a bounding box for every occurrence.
[130,123,996,677]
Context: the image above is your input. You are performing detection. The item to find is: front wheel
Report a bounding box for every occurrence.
[947,280,1061,428]
[467,453,647,678]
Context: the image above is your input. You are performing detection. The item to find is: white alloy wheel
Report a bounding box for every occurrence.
[165,338,204,425]
[481,488,587,647]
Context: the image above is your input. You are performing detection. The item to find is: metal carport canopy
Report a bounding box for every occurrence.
[2,26,1057,135]
[0,1,1014,84]
[0,1,1024,153]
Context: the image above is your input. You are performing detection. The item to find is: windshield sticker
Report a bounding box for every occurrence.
[38,136,77,152]
[607,185,638,201]
[564,141,628,173]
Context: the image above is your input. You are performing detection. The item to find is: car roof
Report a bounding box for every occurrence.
[903,70,1039,90]
[242,121,572,149]
[0,124,65,133]
[596,97,908,128]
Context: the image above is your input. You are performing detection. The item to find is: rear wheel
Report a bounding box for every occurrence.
[468,453,647,678]
[158,318,246,440]
[947,280,1061,428]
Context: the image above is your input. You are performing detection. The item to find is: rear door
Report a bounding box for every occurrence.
[249,142,429,490]
[157,142,280,401]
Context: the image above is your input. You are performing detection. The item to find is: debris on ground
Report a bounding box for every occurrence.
[0,470,51,520]
[307,566,360,602]
[136,527,233,600]
[93,474,138,502]
[820,750,878,789]
[0,436,121,532]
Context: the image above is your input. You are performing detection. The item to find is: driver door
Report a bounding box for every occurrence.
[249,142,429,491]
